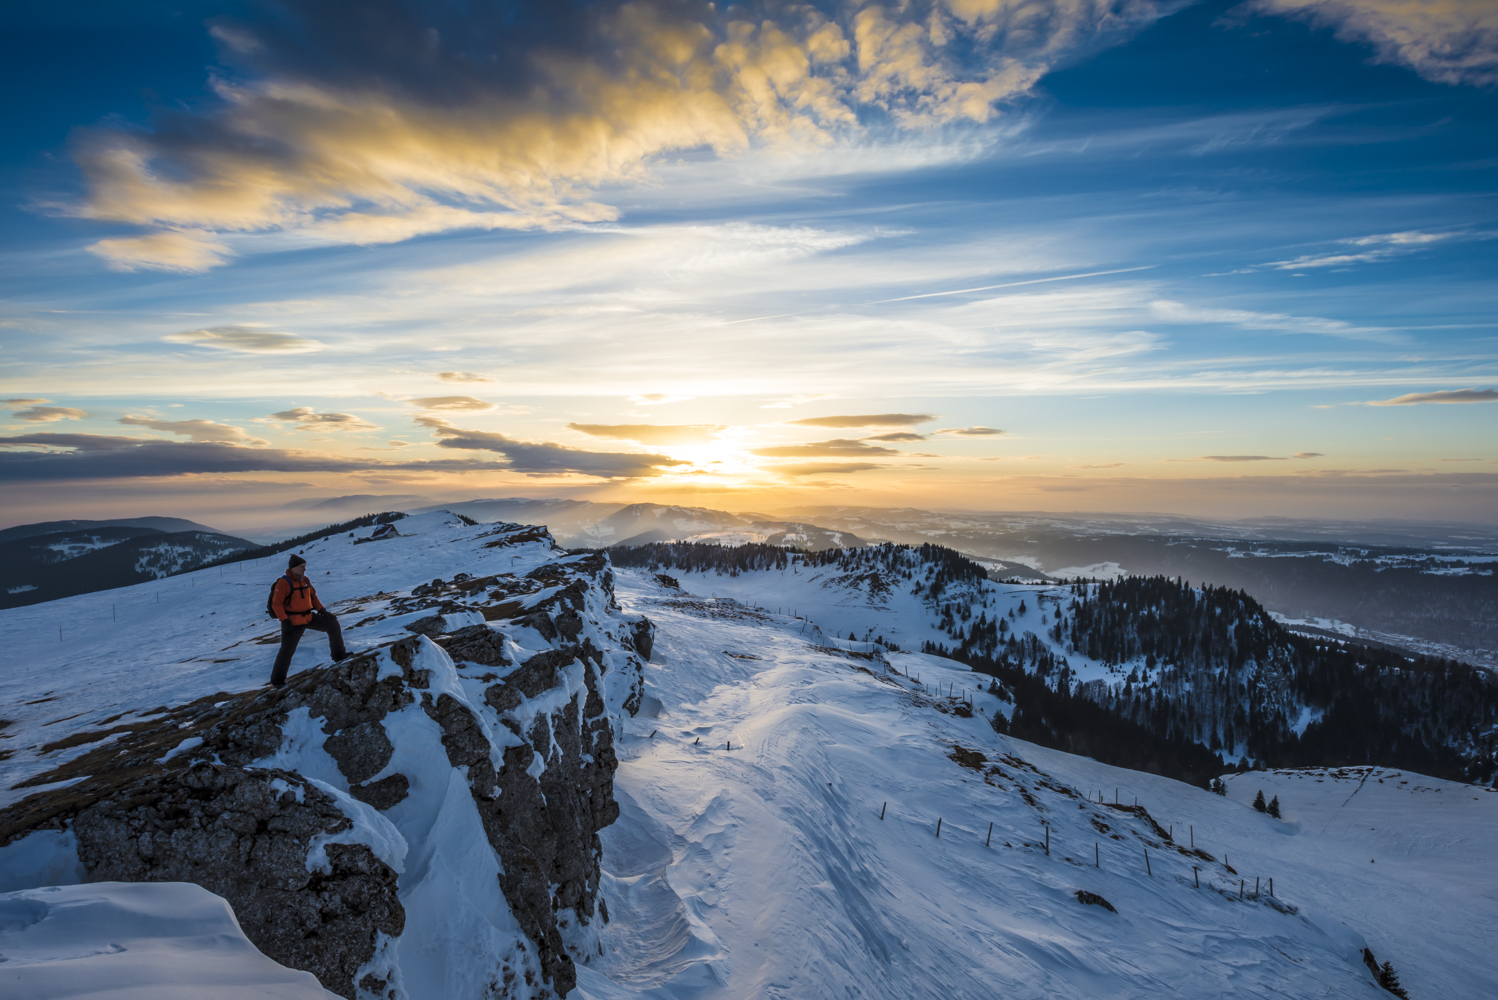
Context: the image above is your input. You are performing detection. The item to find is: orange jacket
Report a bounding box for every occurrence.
[272,574,325,625]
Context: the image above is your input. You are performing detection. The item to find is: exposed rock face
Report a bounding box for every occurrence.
[72,763,405,997]
[0,526,648,1000]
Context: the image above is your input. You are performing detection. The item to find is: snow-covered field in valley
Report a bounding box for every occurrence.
[1,516,1493,999]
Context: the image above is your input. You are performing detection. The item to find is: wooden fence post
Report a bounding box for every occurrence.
[1144,848,1151,876]
[881,802,887,820]
[1193,866,1199,888]
[986,822,993,847]
[1095,842,1099,867]
[936,817,942,838]
[1044,824,1049,856]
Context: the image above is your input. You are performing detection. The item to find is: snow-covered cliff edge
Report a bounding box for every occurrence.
[0,516,649,999]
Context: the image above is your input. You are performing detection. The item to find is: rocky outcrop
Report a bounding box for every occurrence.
[0,526,649,1000]
[72,763,405,997]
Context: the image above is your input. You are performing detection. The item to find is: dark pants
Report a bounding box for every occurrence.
[270,611,346,687]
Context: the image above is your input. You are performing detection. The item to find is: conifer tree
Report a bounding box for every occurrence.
[1267,795,1281,818]
[1253,790,1267,813]
[1377,961,1410,999]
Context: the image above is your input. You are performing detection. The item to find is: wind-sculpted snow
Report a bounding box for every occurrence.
[0,514,650,999]
[572,567,1498,999]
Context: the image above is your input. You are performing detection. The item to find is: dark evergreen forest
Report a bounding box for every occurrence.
[932,575,1498,785]
[613,541,1498,786]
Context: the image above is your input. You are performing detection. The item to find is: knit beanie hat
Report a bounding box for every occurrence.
[288,554,307,569]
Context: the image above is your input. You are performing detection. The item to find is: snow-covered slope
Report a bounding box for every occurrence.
[3,519,1494,999]
[1,512,652,999]
[612,543,1498,782]
[0,881,339,999]
[579,569,1498,999]
[0,511,599,799]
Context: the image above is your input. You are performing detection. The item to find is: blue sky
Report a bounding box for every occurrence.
[1,0,1495,529]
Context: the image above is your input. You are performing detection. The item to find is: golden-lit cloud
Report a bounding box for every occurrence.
[788,412,935,428]
[4,400,88,422]
[1248,0,1498,86]
[569,423,726,445]
[936,426,1003,436]
[67,1,1174,269]
[437,371,493,383]
[769,461,885,476]
[1368,388,1498,405]
[120,415,267,445]
[751,438,901,457]
[87,229,233,272]
[631,393,696,406]
[407,396,496,411]
[269,407,380,432]
[418,414,686,478]
[1293,451,1324,458]
[866,431,927,441]
[1197,455,1288,462]
[163,325,323,354]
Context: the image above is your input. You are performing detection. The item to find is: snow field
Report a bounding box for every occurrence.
[0,511,566,808]
[577,568,1498,999]
[0,881,340,999]
[3,523,1495,999]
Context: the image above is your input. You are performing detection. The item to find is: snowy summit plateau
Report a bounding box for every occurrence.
[2,510,1493,999]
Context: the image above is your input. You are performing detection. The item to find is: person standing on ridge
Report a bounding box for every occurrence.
[269,554,347,687]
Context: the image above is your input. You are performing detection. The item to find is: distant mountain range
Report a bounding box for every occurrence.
[7,498,1495,667]
[0,518,256,609]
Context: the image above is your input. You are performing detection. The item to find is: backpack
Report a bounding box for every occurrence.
[266,574,309,620]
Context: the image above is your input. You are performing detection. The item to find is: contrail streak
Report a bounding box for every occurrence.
[869,265,1155,303]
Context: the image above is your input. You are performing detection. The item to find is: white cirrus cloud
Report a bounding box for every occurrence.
[1249,0,1498,87]
[1149,300,1391,340]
